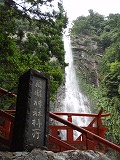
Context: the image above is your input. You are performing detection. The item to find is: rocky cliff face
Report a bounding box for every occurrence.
[50,34,104,112]
[71,34,104,87]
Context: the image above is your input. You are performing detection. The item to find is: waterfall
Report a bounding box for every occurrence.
[63,34,91,139]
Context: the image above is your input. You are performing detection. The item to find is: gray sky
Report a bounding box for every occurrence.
[63,0,120,21]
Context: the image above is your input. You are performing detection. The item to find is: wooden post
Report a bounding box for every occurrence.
[67,114,73,142]
[86,133,95,150]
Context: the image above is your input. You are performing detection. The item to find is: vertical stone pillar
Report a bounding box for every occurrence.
[11,69,50,151]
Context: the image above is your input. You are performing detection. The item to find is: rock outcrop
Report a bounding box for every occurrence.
[71,34,104,87]
[0,149,111,160]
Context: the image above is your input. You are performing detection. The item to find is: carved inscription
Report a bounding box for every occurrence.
[30,79,46,141]
[24,76,47,146]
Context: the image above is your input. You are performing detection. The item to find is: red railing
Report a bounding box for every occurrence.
[0,109,120,153]
[0,110,15,146]
[0,87,120,153]
[49,111,120,153]
[0,87,16,98]
[0,87,16,147]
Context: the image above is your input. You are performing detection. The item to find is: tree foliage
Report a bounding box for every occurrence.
[0,0,68,106]
[70,10,120,145]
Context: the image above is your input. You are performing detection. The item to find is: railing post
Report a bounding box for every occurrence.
[82,134,87,150]
[86,133,95,150]
[9,119,14,145]
[67,114,73,142]
[2,120,10,140]
[97,108,104,137]
[50,128,58,138]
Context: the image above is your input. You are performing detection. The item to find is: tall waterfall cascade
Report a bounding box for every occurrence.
[63,34,91,139]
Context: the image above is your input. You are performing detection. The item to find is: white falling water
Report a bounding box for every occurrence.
[63,34,91,139]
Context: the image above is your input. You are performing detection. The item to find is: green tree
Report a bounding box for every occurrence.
[0,0,68,107]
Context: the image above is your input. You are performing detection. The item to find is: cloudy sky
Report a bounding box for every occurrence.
[63,0,120,22]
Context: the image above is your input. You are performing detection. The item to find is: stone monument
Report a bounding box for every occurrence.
[11,69,50,151]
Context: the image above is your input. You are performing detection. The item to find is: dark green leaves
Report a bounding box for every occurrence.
[0,0,68,104]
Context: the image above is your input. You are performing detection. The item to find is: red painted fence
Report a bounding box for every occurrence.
[49,111,120,153]
[0,87,120,153]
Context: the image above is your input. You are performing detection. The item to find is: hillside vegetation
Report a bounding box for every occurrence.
[0,0,68,107]
[70,10,120,146]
